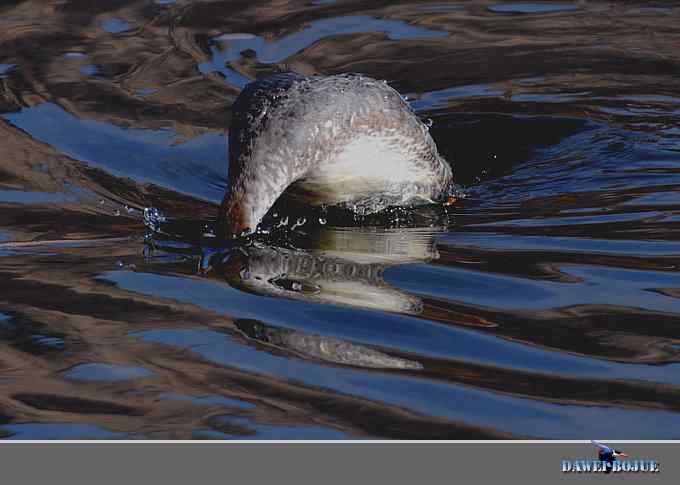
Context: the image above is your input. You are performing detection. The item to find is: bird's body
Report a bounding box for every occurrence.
[219,73,454,236]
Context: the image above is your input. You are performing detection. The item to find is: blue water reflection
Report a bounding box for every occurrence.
[199,15,447,87]
[1,423,125,439]
[102,19,133,34]
[488,3,579,14]
[64,363,155,382]
[2,103,227,203]
[133,327,680,438]
[102,270,680,386]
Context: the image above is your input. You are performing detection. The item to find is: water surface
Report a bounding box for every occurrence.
[0,0,679,440]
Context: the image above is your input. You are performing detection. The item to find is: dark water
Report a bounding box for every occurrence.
[1,0,679,440]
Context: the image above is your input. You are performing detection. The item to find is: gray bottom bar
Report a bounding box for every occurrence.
[0,442,675,484]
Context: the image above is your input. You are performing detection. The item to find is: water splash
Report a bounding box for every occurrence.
[143,207,167,233]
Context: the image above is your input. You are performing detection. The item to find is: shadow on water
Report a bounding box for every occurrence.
[0,0,680,439]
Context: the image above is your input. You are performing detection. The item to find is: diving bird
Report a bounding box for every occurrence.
[591,440,628,473]
[219,72,454,237]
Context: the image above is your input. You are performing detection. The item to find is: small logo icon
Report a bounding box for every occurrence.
[561,441,659,474]
[591,440,628,474]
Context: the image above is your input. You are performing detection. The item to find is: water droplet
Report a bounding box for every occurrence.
[143,207,167,232]
[116,260,124,267]
[318,217,327,225]
[64,52,87,59]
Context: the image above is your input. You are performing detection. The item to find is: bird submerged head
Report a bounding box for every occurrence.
[218,73,453,239]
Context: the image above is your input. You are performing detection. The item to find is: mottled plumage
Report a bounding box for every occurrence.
[220,73,454,236]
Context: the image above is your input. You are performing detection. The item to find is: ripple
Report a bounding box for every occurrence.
[79,64,99,76]
[1,103,227,203]
[199,15,447,88]
[63,52,87,59]
[102,19,133,34]
[0,190,68,205]
[411,84,504,111]
[132,328,680,438]
[208,415,347,439]
[13,393,144,416]
[1,0,680,440]
[438,233,680,257]
[488,3,579,14]
[159,392,255,409]
[0,313,13,327]
[135,88,158,97]
[63,363,155,382]
[0,64,15,77]
[1,423,125,439]
[388,262,680,315]
[417,4,466,13]
[29,335,65,349]
[621,191,680,207]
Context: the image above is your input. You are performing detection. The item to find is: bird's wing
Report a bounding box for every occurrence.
[591,440,613,453]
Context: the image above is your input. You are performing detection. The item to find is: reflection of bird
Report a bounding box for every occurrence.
[235,319,422,370]
[219,73,454,237]
[591,440,628,473]
[216,227,440,314]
